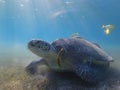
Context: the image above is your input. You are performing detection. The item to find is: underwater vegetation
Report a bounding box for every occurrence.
[0,65,50,90]
[0,39,119,90]
[0,35,120,90]
[1,64,120,90]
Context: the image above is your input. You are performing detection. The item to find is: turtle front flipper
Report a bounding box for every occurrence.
[26,58,47,75]
[73,63,100,84]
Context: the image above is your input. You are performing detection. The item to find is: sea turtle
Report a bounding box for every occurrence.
[26,36,113,83]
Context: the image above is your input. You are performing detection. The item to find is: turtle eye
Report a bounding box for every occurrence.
[43,43,49,49]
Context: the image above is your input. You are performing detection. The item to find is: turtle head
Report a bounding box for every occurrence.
[28,40,57,59]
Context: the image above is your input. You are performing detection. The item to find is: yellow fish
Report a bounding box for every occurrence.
[102,24,115,35]
[104,29,110,35]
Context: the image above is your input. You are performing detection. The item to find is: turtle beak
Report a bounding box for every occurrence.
[28,40,39,51]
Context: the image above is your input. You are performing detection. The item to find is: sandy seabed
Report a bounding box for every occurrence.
[0,48,120,90]
[0,63,120,90]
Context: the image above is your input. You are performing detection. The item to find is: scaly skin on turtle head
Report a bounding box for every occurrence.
[28,39,57,59]
[28,39,66,69]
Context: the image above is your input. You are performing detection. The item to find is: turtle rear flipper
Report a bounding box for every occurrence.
[73,64,100,84]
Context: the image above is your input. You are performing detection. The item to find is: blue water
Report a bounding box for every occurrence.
[0,0,120,65]
[0,0,120,44]
[1,1,120,89]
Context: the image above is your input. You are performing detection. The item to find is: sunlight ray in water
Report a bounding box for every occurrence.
[0,0,102,43]
[14,0,37,31]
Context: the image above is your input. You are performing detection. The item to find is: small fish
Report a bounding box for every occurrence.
[104,29,110,35]
[102,24,115,35]
[71,32,79,37]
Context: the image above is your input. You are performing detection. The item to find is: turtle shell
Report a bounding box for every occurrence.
[51,37,113,65]
[50,37,113,83]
